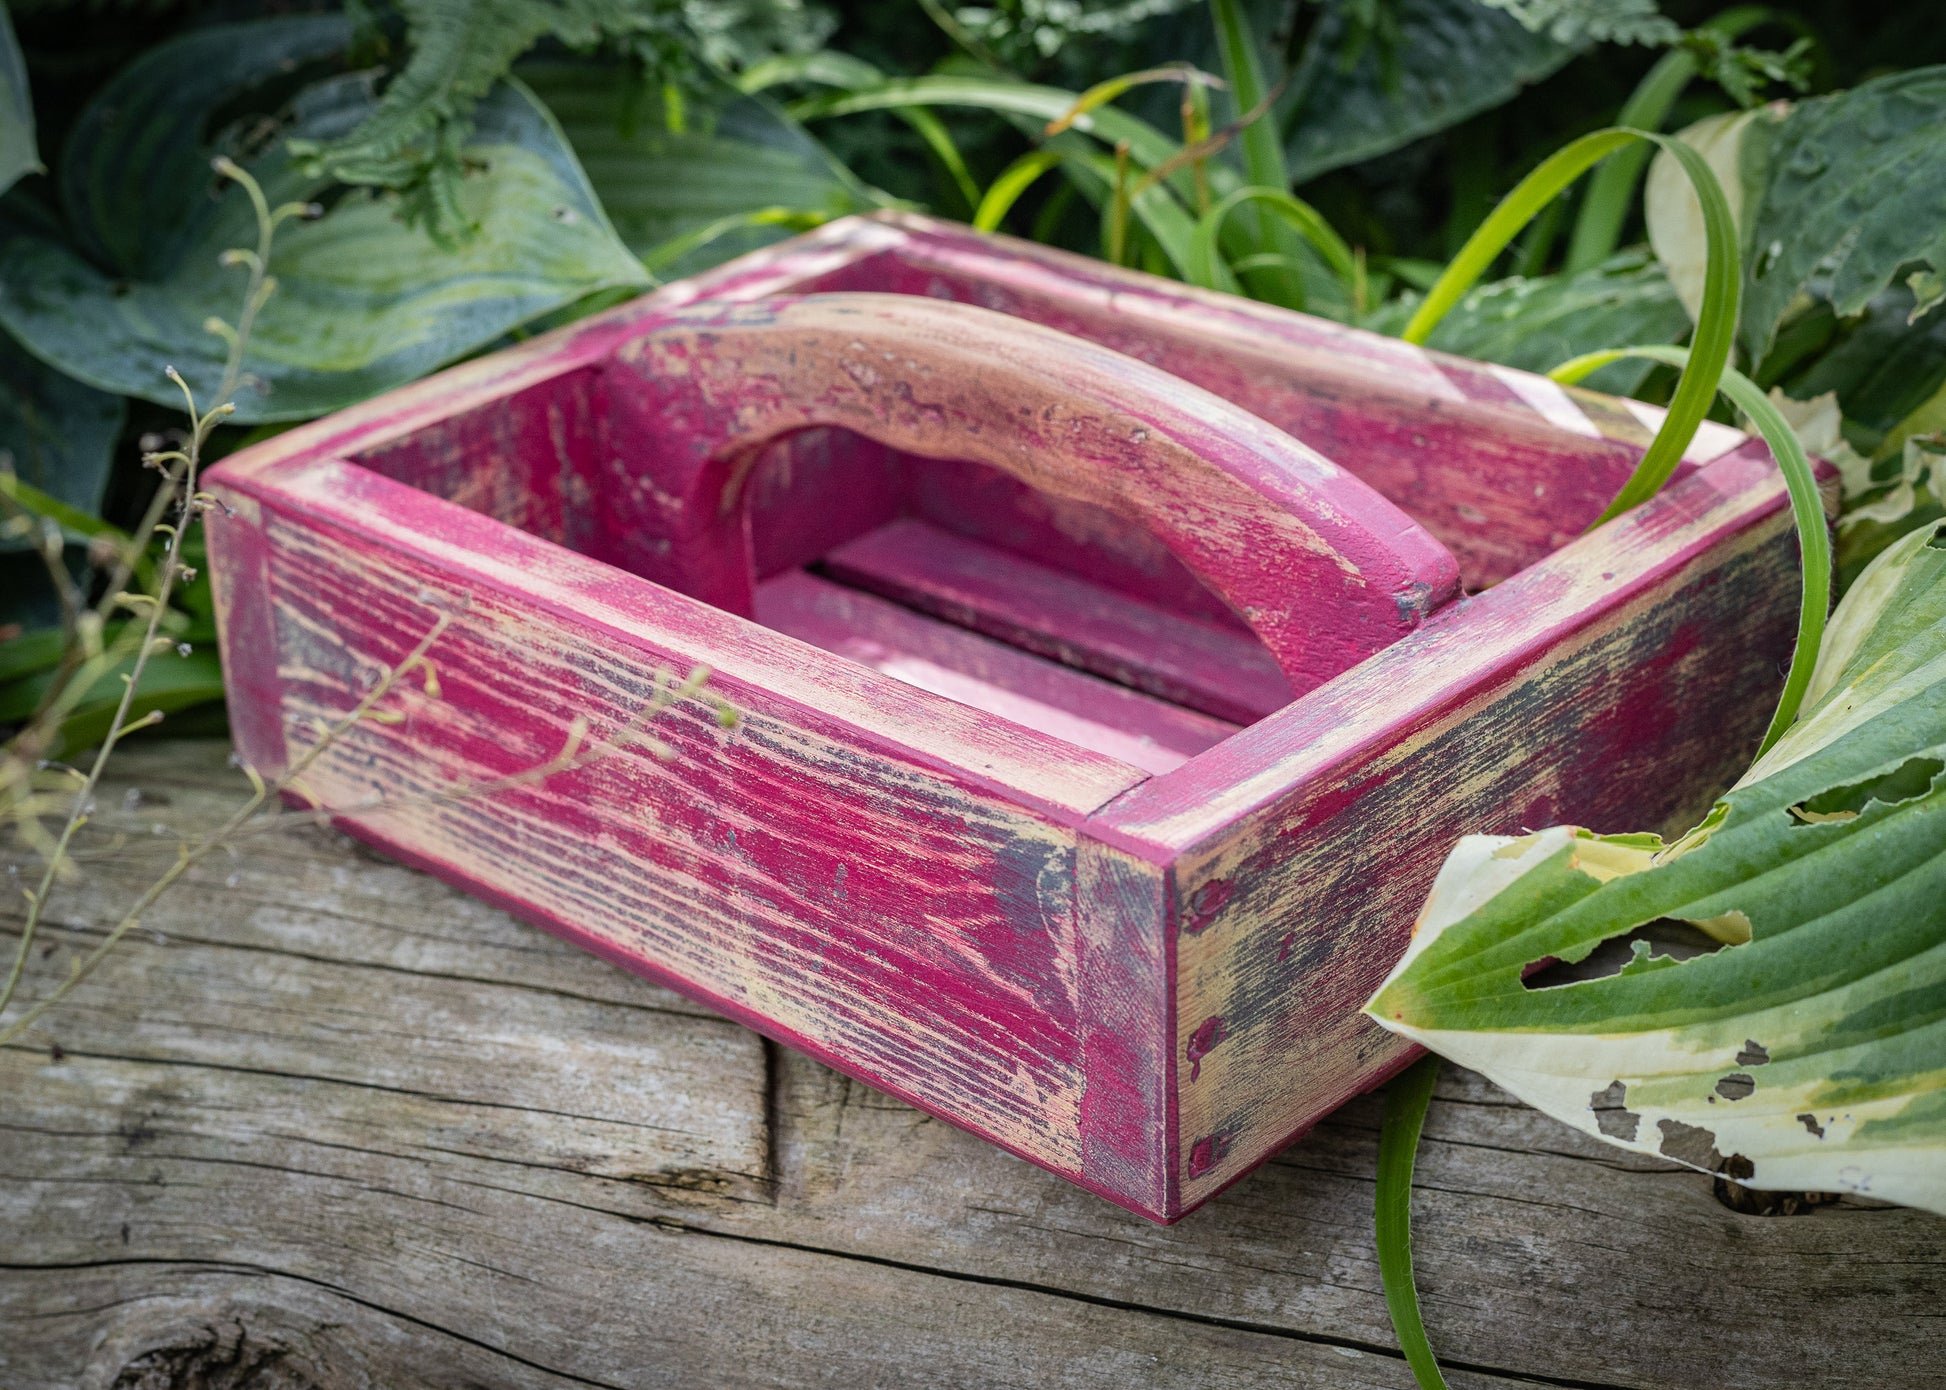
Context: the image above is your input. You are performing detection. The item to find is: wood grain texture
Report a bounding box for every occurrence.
[595,294,1459,687]
[820,518,1296,724]
[1141,443,1813,1209]
[203,216,1811,1220]
[753,568,1236,774]
[3,741,1942,1390]
[207,490,1119,1183]
[700,214,1749,591]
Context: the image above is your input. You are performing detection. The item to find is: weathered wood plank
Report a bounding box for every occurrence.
[3,740,1941,1389]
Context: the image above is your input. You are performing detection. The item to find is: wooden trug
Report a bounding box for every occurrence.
[203,213,1814,1222]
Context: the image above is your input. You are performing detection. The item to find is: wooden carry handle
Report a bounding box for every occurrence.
[598,293,1460,692]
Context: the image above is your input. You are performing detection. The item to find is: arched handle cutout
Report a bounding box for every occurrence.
[598,293,1459,693]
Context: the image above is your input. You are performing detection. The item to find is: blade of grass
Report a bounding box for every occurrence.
[736,55,978,215]
[1208,0,1286,193]
[974,149,1064,232]
[1208,0,1309,311]
[1564,6,1786,272]
[792,77,1185,173]
[1550,346,1828,754]
[737,50,887,95]
[1403,127,1740,525]
[1189,186,1355,298]
[1044,64,1223,137]
[1377,1055,1448,1390]
[792,73,1268,277]
[905,104,982,214]
[638,207,832,276]
[1107,139,1133,265]
[1049,138,1232,290]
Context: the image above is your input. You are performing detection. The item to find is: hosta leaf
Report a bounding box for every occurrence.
[0,18,647,423]
[0,329,124,542]
[0,318,125,630]
[1367,249,1690,395]
[523,60,867,275]
[286,0,833,239]
[1740,65,1946,364]
[1280,0,1580,183]
[0,1,36,196]
[1367,520,1946,1216]
[1644,109,1763,326]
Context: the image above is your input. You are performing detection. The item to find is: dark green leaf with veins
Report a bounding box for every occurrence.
[524,59,868,274]
[0,17,647,423]
[1742,66,1946,363]
[0,330,124,540]
[1368,249,1691,395]
[0,2,38,197]
[292,0,833,239]
[1281,0,1580,183]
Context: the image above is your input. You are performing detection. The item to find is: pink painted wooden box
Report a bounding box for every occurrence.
[204,213,1808,1222]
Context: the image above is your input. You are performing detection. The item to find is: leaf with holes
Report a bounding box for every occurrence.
[1366,518,1946,1216]
[0,17,646,423]
[1740,65,1946,364]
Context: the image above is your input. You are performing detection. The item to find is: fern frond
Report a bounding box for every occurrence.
[1472,0,1679,48]
[291,0,831,242]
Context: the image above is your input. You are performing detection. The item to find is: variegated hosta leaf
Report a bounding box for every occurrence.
[1644,109,1762,326]
[1366,520,1946,1215]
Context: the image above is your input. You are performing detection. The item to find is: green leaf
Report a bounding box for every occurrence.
[0,642,226,755]
[0,625,63,684]
[0,329,125,543]
[524,59,867,275]
[1644,109,1763,325]
[1281,0,1581,183]
[1404,127,1741,524]
[289,0,834,239]
[1366,519,1946,1218]
[1566,6,1786,275]
[0,18,647,423]
[0,1,37,197]
[1740,65,1946,364]
[1371,249,1691,395]
[1787,285,1946,459]
[0,323,126,631]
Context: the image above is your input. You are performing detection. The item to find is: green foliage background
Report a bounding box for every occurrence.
[4,2,1945,1370]
[3,0,1945,785]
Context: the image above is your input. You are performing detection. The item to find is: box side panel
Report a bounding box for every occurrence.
[350,367,604,557]
[212,483,1140,1186]
[1075,836,1175,1219]
[1154,476,1808,1208]
[204,492,290,780]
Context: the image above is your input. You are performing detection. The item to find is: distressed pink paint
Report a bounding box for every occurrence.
[202,213,1819,1222]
